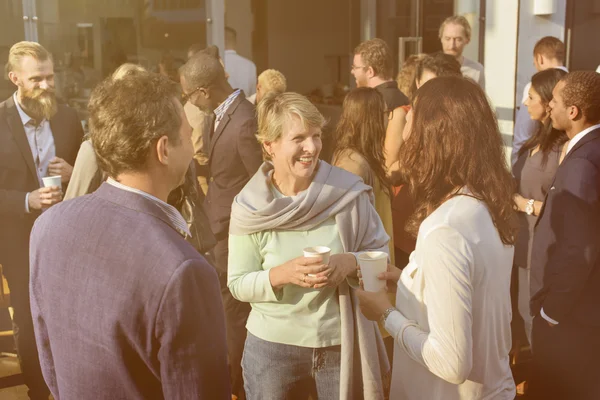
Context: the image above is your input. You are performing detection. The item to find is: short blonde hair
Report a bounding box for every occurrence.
[5,41,52,77]
[439,16,472,41]
[258,69,287,94]
[256,92,326,160]
[111,63,146,80]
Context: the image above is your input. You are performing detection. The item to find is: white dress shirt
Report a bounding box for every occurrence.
[385,189,515,399]
[14,93,56,212]
[565,123,600,155]
[224,50,257,97]
[106,178,191,239]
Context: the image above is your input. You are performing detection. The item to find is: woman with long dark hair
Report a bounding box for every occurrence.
[357,76,518,399]
[513,68,568,345]
[332,87,394,261]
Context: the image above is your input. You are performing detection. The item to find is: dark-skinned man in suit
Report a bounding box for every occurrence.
[180,51,263,400]
[529,71,600,400]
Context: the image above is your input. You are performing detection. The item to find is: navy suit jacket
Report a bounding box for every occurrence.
[530,127,600,327]
[29,183,231,399]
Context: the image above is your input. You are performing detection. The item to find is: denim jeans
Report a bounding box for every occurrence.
[242,332,341,400]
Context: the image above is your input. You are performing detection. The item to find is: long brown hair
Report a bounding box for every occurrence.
[397,76,517,245]
[333,87,391,195]
[518,68,568,166]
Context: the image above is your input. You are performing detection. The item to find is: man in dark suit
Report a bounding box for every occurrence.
[0,41,83,399]
[529,71,600,400]
[180,51,263,400]
[29,72,230,399]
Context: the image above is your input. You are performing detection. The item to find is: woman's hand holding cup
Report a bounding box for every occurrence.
[269,256,329,289]
[312,253,357,289]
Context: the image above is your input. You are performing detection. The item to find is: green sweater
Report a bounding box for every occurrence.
[228,216,345,348]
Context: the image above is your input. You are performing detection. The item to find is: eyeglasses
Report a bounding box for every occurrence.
[351,65,367,71]
[182,86,201,103]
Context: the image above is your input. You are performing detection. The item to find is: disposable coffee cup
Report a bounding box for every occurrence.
[303,246,331,277]
[42,175,62,188]
[358,251,388,292]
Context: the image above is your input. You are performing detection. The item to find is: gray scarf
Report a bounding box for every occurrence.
[230,161,391,399]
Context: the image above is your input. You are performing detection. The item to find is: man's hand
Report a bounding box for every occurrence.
[28,187,62,211]
[48,157,73,183]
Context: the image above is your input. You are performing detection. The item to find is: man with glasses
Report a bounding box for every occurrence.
[179,51,262,400]
[351,38,409,111]
[183,44,226,194]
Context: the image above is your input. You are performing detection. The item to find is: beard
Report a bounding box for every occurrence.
[20,86,58,121]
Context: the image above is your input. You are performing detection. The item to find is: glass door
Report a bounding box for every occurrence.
[378,0,482,74]
[17,0,216,120]
[0,1,27,99]
[22,0,39,42]
[378,0,423,75]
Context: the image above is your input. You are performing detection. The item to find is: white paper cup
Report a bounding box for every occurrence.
[358,251,388,292]
[303,246,331,277]
[42,175,62,188]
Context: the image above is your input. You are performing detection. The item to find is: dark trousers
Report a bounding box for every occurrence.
[529,315,600,400]
[4,264,50,400]
[213,237,251,399]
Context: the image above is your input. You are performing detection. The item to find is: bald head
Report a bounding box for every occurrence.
[179,52,226,90]
[179,51,232,113]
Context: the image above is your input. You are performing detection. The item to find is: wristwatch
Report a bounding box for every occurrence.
[381,307,397,324]
[525,199,535,216]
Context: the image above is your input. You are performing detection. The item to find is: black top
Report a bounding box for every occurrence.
[375,81,410,112]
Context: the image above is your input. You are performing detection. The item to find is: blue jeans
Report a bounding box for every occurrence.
[242,332,341,400]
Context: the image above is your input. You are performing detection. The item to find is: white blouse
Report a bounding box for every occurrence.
[385,192,516,400]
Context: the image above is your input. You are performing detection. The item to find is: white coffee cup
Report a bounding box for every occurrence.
[42,175,62,188]
[303,246,331,277]
[358,251,388,292]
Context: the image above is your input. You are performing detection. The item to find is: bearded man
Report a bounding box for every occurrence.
[0,41,83,400]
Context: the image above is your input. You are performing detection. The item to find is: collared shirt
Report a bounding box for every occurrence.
[214,89,242,131]
[566,123,600,155]
[15,93,56,213]
[14,93,56,186]
[106,178,191,239]
[224,50,257,97]
[539,122,600,326]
